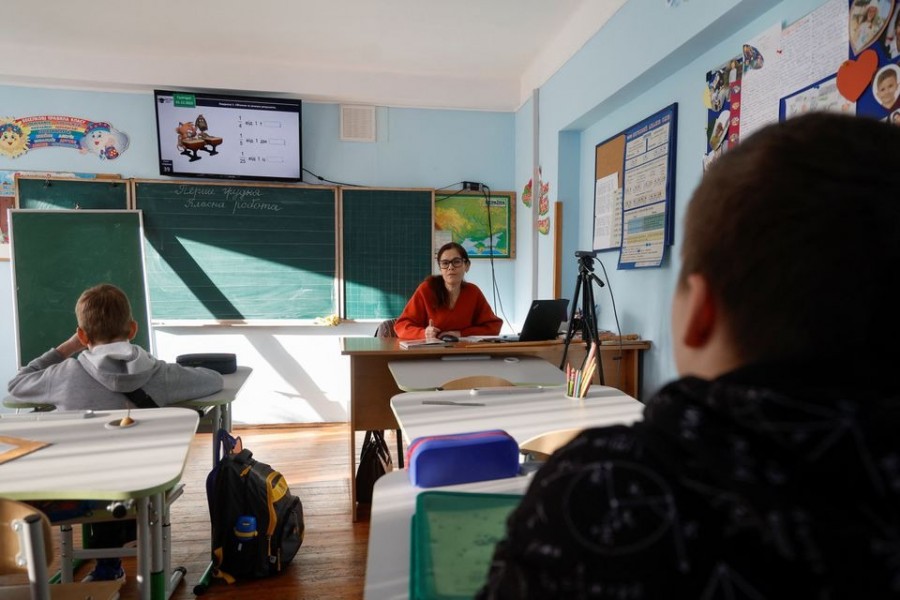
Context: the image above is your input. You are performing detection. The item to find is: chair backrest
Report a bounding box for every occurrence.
[374,318,398,339]
[518,427,583,461]
[0,498,53,576]
[440,375,514,390]
[0,497,122,600]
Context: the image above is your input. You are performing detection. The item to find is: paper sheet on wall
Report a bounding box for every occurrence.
[619,117,672,269]
[592,173,621,250]
[739,23,784,139]
[779,0,849,99]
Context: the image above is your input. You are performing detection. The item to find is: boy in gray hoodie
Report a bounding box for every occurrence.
[8,282,224,581]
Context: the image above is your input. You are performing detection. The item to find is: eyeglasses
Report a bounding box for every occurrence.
[438,257,465,270]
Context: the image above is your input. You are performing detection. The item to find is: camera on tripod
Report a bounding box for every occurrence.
[560,250,606,384]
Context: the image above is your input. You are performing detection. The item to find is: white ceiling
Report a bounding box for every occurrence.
[0,0,627,111]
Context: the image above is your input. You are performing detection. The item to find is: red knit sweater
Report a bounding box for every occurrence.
[394,280,502,340]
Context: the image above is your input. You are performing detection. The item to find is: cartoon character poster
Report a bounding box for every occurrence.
[0,116,129,160]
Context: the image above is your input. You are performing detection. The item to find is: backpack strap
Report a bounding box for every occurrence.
[123,388,158,409]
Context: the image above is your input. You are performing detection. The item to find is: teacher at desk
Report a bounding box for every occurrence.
[394,242,502,340]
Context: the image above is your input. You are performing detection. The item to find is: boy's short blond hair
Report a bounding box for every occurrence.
[75,283,133,344]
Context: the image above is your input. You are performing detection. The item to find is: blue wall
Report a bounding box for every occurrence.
[523,0,829,397]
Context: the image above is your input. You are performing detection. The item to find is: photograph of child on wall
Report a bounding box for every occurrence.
[873,63,900,110]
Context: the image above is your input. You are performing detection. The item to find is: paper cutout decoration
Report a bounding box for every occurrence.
[0,116,129,160]
[837,49,879,101]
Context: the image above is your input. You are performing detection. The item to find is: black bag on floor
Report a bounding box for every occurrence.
[356,430,393,504]
[208,429,305,583]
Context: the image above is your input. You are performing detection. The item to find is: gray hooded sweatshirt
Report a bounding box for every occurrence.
[8,341,224,411]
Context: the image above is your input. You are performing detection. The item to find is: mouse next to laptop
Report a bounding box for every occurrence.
[440,334,459,343]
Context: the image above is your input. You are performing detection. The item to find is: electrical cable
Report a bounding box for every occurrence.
[435,181,466,191]
[301,167,361,187]
[479,184,514,333]
[595,257,624,384]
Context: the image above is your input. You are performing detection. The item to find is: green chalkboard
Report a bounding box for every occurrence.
[9,210,151,366]
[16,176,129,210]
[133,180,336,321]
[342,188,433,319]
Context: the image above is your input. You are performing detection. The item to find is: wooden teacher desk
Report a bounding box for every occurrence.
[340,337,650,520]
[0,407,199,600]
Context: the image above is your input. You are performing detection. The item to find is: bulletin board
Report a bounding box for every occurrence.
[592,103,678,270]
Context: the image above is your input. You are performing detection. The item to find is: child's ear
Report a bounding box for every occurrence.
[76,327,90,346]
[128,320,138,341]
[681,274,716,348]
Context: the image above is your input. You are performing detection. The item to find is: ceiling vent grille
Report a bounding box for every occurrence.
[340,105,376,142]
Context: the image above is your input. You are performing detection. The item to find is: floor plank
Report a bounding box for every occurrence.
[2,423,383,600]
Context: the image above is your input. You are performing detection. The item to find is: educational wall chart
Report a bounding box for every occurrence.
[434,191,516,258]
[592,104,677,270]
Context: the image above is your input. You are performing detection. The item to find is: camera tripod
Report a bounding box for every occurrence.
[560,251,605,385]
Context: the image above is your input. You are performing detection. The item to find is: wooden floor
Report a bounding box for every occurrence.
[3,424,387,599]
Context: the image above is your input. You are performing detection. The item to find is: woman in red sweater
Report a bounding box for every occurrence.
[394,242,502,340]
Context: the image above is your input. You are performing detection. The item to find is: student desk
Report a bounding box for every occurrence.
[390,385,645,446]
[0,407,199,600]
[388,355,566,391]
[364,470,531,600]
[340,337,649,521]
[3,366,253,467]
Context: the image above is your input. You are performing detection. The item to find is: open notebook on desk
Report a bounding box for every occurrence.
[465,298,569,343]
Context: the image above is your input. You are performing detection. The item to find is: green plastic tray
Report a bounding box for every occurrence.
[410,491,522,600]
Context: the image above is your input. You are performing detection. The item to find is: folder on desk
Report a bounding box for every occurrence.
[400,339,451,350]
[410,491,521,600]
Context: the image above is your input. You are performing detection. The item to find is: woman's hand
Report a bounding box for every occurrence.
[425,319,441,340]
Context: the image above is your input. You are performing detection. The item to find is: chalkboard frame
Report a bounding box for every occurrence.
[15,174,129,210]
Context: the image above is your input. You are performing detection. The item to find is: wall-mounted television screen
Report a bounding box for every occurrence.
[154,89,302,182]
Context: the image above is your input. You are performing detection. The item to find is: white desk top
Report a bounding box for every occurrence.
[3,365,252,411]
[177,365,252,408]
[364,470,531,600]
[0,407,199,501]
[388,356,565,391]
[391,385,644,445]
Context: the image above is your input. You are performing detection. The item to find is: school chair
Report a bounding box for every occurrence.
[0,497,122,600]
[518,427,584,462]
[373,318,404,468]
[439,375,514,390]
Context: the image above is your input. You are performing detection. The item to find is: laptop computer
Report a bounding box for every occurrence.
[501,298,570,342]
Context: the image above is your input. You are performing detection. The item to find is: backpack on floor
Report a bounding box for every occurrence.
[207,429,305,583]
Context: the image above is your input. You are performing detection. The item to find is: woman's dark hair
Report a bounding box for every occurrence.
[426,242,470,308]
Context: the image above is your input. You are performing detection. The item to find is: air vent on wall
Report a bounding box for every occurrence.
[340,105,376,142]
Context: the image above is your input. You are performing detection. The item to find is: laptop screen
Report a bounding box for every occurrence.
[518,299,570,342]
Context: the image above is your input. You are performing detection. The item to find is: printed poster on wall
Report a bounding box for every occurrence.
[617,103,678,270]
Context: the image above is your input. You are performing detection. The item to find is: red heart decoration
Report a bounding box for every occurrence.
[837,49,879,101]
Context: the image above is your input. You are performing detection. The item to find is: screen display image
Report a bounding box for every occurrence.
[154,90,302,182]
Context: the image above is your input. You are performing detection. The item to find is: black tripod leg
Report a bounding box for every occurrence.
[560,275,583,369]
[581,275,605,385]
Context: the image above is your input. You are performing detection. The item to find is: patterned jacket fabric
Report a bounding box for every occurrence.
[477,360,900,598]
